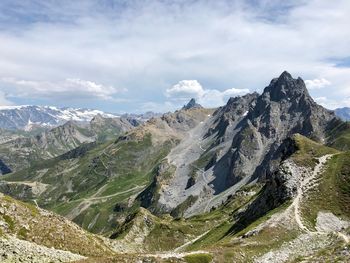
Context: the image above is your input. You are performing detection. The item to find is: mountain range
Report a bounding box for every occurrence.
[0,71,349,262]
[0,101,347,132]
[0,105,161,131]
[335,107,350,121]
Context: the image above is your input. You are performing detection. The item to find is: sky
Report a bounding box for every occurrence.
[0,0,349,113]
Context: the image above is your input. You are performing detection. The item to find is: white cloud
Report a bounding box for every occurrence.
[0,1,349,111]
[305,78,331,90]
[0,91,13,106]
[165,80,205,99]
[165,80,249,107]
[314,96,350,110]
[0,77,125,101]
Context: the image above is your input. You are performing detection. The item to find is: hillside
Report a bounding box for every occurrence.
[0,107,212,235]
[173,134,349,262]
[0,115,137,174]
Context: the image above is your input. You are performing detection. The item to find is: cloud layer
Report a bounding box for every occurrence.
[305,78,331,90]
[0,0,349,111]
[1,77,125,101]
[166,80,249,107]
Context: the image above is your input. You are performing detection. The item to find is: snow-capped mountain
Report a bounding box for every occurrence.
[335,107,350,121]
[0,105,118,130]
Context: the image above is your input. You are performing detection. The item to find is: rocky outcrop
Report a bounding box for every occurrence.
[220,71,336,188]
[182,98,203,110]
[206,92,259,141]
[0,236,85,263]
[0,159,11,175]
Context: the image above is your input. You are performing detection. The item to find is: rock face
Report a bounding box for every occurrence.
[335,107,350,121]
[223,71,335,186]
[151,71,338,216]
[182,98,203,110]
[0,160,11,175]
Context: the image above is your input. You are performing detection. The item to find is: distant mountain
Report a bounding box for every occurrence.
[120,111,162,122]
[182,98,203,110]
[0,115,138,174]
[335,107,350,121]
[0,105,118,130]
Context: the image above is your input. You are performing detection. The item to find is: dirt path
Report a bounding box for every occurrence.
[70,185,145,203]
[66,185,145,220]
[254,154,346,263]
[173,230,210,252]
[293,154,334,232]
[143,250,211,259]
[190,164,209,184]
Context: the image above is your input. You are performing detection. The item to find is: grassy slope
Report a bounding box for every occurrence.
[109,183,262,253]
[300,152,350,229]
[2,134,176,234]
[185,184,261,251]
[292,133,339,168]
[0,124,93,173]
[326,120,350,151]
[0,120,130,174]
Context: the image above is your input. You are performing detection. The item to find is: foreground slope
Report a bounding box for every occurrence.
[0,193,115,262]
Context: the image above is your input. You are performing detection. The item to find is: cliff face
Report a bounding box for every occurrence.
[152,71,337,216]
[223,71,336,186]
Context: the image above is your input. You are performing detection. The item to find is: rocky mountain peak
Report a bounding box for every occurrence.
[264,71,310,102]
[182,98,203,110]
[278,70,293,80]
[225,92,259,112]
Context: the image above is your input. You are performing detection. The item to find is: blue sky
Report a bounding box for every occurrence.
[0,0,349,113]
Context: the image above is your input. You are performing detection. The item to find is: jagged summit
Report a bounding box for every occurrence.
[279,70,293,80]
[265,71,310,102]
[182,98,203,110]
